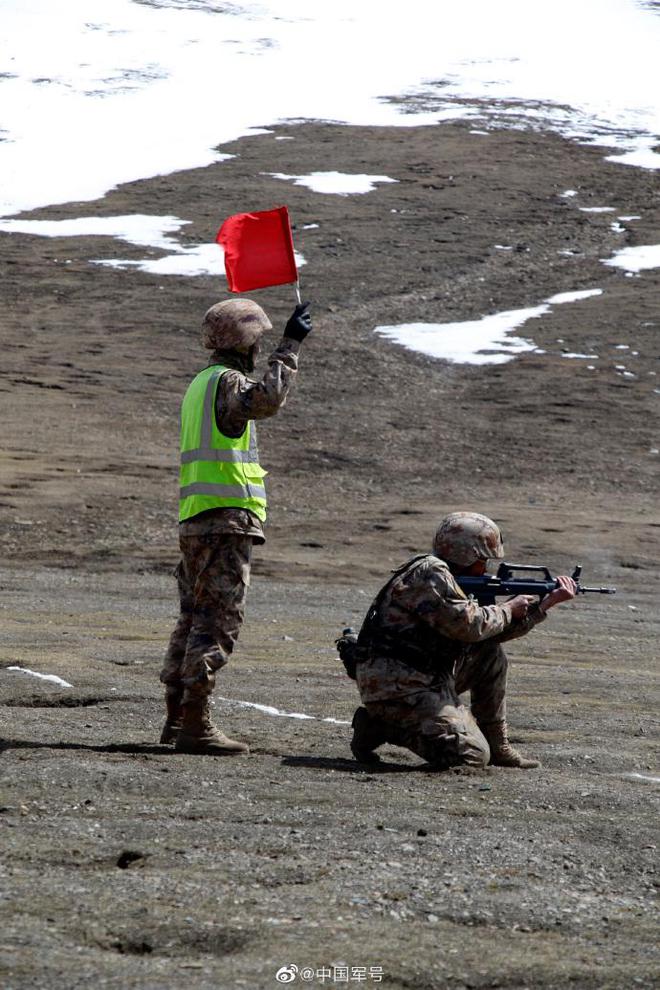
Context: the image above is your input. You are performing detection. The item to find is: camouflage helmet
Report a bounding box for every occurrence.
[433,512,504,567]
[201,299,272,353]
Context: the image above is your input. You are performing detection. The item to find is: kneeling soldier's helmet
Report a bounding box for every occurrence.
[433,512,504,567]
[201,299,272,353]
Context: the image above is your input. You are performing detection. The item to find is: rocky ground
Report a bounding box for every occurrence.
[0,115,658,988]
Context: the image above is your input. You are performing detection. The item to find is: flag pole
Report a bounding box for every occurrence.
[294,280,302,305]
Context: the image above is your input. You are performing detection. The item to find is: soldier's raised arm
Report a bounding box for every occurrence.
[209,301,312,436]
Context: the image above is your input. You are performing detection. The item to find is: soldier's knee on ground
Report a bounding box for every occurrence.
[421,731,489,769]
[415,711,490,770]
[456,732,490,768]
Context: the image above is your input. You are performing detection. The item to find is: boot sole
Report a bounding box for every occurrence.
[174,745,249,756]
[490,759,540,769]
[175,736,249,756]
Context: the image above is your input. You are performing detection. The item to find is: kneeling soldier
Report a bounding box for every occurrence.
[346,512,576,770]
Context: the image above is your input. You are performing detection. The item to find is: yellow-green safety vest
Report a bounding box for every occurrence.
[179,364,267,522]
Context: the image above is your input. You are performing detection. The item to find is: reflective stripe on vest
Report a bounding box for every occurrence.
[178,365,267,522]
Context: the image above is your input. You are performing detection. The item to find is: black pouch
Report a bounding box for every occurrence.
[335,627,368,680]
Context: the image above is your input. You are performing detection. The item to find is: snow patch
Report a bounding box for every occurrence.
[374,288,603,365]
[266,171,398,195]
[603,244,660,273]
[3,0,660,221]
[0,213,305,277]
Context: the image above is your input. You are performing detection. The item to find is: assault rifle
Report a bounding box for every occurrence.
[456,563,616,606]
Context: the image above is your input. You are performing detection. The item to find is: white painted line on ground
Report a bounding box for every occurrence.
[625,772,660,784]
[216,695,351,726]
[6,666,73,688]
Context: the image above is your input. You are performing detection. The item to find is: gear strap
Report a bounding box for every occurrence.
[359,554,431,637]
[336,556,432,680]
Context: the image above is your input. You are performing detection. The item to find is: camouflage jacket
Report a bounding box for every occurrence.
[356,554,546,701]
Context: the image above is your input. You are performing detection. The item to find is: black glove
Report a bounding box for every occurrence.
[284,301,313,342]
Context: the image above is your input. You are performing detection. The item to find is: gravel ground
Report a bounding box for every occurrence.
[0,559,658,989]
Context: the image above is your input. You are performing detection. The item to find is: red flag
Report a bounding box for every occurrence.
[216,206,298,293]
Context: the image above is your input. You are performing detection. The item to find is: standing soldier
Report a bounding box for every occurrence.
[160,298,312,755]
[344,512,576,770]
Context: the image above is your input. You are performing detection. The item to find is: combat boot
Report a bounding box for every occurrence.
[159,687,183,744]
[350,706,389,765]
[175,697,249,756]
[481,720,540,769]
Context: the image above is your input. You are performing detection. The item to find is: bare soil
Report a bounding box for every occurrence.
[0,117,658,989]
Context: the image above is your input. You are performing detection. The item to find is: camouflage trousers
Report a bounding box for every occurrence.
[362,642,508,769]
[160,531,252,701]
